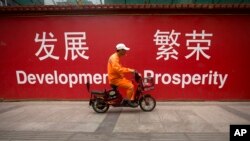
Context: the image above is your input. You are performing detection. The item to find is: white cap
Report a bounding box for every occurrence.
[116,43,130,51]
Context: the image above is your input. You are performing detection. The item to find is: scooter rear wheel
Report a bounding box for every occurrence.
[139,95,156,112]
[92,99,109,113]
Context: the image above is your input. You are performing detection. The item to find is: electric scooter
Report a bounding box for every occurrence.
[87,71,156,113]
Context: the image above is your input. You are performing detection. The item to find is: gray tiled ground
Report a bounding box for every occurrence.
[0,101,249,140]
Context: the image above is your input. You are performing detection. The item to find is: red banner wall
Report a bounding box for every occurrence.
[0,15,250,100]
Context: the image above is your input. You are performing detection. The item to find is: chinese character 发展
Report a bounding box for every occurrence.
[34,32,59,61]
[64,32,89,60]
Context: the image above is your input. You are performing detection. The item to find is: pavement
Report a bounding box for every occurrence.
[0,101,249,141]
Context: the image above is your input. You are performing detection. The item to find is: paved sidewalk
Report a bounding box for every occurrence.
[0,101,249,141]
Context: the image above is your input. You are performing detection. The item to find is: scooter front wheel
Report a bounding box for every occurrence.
[139,95,156,112]
[92,99,109,113]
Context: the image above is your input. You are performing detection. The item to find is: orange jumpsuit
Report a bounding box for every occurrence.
[107,52,135,100]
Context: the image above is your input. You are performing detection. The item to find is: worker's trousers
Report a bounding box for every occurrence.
[110,78,134,101]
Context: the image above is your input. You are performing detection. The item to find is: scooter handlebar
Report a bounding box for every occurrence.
[134,71,142,83]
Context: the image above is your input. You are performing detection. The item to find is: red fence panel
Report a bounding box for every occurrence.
[0,15,250,100]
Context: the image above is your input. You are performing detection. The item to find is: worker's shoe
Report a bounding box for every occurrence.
[127,100,138,108]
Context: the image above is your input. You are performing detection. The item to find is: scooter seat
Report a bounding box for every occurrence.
[91,90,105,95]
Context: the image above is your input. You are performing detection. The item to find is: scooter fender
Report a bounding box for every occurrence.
[140,94,152,101]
